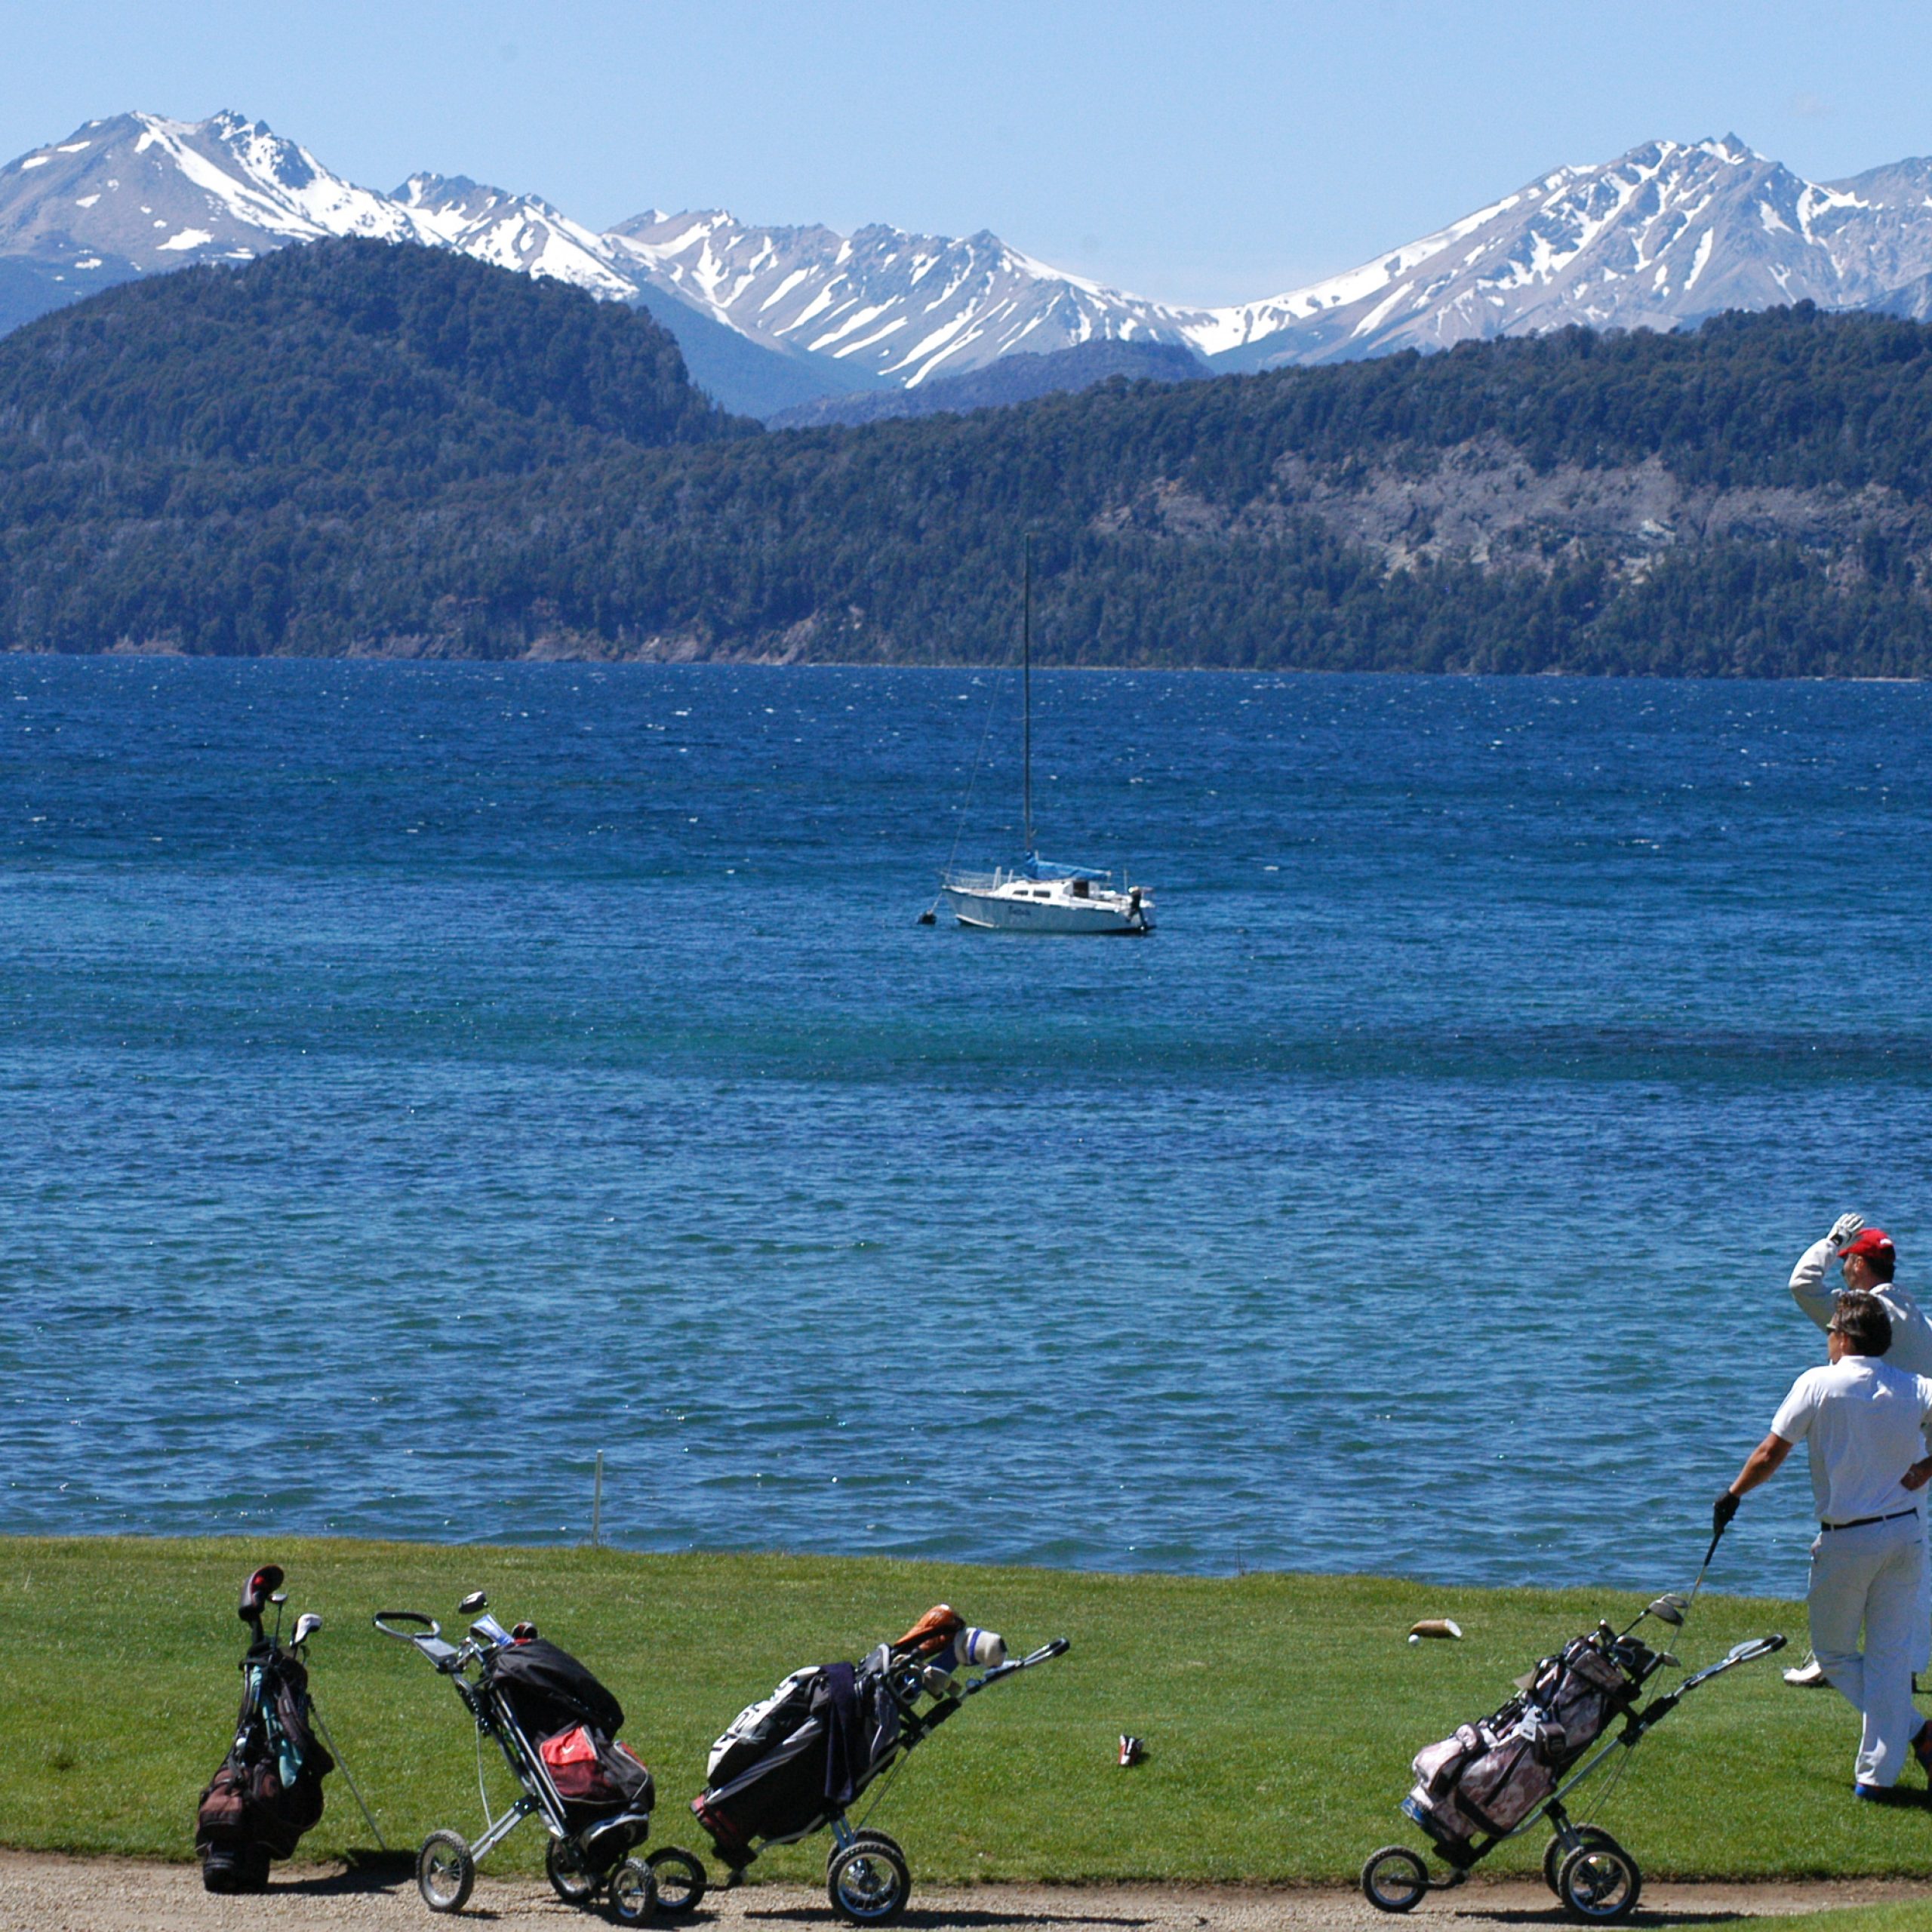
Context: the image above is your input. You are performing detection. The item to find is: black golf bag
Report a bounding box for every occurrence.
[694,1655,901,1860]
[692,1604,1025,1867]
[485,1636,627,1743]
[1404,1629,1647,1855]
[485,1636,654,1828]
[195,1565,334,1893]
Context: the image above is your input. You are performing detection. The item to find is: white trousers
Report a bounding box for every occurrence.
[1810,1514,1927,1788]
[1917,1530,1932,1676]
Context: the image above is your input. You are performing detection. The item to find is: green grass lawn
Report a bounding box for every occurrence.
[1776,1914,1932,1932]
[1,1536,1925,1883]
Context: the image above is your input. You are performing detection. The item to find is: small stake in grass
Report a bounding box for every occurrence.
[1117,1734,1146,1767]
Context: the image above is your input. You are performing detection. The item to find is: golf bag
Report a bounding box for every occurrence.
[1404,1630,1644,1853]
[487,1637,654,1825]
[692,1606,1013,1864]
[195,1565,334,1893]
[485,1637,628,1745]
[694,1653,901,1859]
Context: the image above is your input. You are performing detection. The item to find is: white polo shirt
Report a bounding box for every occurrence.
[1771,1354,1932,1524]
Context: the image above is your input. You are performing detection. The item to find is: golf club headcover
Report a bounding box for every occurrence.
[893,1604,965,1660]
[958,1626,1006,1667]
[238,1564,285,1622]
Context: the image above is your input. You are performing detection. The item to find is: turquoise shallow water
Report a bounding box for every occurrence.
[5,658,1931,1595]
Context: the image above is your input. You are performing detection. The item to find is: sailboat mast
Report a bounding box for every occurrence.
[1021,533,1033,853]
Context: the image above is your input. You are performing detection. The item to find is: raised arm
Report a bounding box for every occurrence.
[1791,1217,1863,1331]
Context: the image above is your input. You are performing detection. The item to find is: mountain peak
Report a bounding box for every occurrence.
[1697,133,1759,165]
[9,107,1932,414]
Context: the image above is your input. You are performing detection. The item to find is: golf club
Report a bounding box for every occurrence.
[1686,1520,1727,1612]
[1616,1591,1687,1638]
[238,1564,283,1640]
[269,1591,288,1646]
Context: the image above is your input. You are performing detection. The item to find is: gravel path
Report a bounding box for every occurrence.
[3,1856,1927,1932]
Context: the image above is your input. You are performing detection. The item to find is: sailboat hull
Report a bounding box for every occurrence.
[940,881,1152,935]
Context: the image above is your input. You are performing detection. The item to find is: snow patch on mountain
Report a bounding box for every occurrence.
[1192,136,1932,370]
[8,110,1932,403]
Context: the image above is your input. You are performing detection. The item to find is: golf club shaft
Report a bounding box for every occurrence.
[1687,1524,1726,1609]
[308,1701,387,1850]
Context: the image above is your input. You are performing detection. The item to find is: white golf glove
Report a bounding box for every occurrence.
[1826,1213,1865,1252]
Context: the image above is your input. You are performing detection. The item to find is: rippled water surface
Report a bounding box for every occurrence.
[6,658,1931,1595]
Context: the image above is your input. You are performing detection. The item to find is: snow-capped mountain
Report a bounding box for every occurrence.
[0,111,641,300]
[10,111,1932,417]
[604,211,1201,386]
[0,111,414,277]
[393,174,636,300]
[1198,137,1932,369]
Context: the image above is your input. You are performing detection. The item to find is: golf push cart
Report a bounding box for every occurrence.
[1361,1588,1785,1924]
[691,1604,1069,1925]
[377,1590,705,1921]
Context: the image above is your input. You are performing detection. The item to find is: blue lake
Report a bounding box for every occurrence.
[5,657,1930,1598]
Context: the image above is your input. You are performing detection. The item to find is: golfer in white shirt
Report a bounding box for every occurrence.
[1786,1217,1932,1688]
[1719,1291,1932,1795]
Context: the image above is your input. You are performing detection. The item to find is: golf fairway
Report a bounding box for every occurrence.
[0,1537,1921,1881]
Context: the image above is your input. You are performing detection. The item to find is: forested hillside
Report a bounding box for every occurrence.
[4,240,1932,673]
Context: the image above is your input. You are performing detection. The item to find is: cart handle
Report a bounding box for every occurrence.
[1679,1632,1786,1691]
[374,1609,441,1641]
[1630,1632,1786,1732]
[964,1636,1069,1694]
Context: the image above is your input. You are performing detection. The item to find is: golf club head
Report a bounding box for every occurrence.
[238,1564,285,1624]
[457,1590,488,1614]
[270,1591,288,1606]
[293,1613,322,1646]
[1644,1593,1687,1628]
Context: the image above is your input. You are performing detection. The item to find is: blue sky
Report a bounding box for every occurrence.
[6,1,1932,305]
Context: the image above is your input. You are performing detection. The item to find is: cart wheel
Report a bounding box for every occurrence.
[1543,1829,1620,1900]
[548,1836,598,1906]
[828,1837,911,1924]
[646,1847,708,1914]
[828,1829,904,1869]
[417,1831,476,1915]
[1557,1841,1642,1923]
[606,1859,658,1925]
[1361,1845,1430,1913]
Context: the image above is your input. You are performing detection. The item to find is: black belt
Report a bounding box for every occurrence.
[1820,1509,1920,1532]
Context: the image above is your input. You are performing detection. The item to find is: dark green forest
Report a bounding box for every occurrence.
[5,238,1932,673]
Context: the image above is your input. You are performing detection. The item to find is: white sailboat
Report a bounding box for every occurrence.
[934,541,1154,936]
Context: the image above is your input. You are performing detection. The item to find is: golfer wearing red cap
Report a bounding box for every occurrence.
[1718,1291,1932,1797]
[1792,1217,1932,1374]
[1787,1217,1932,1689]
